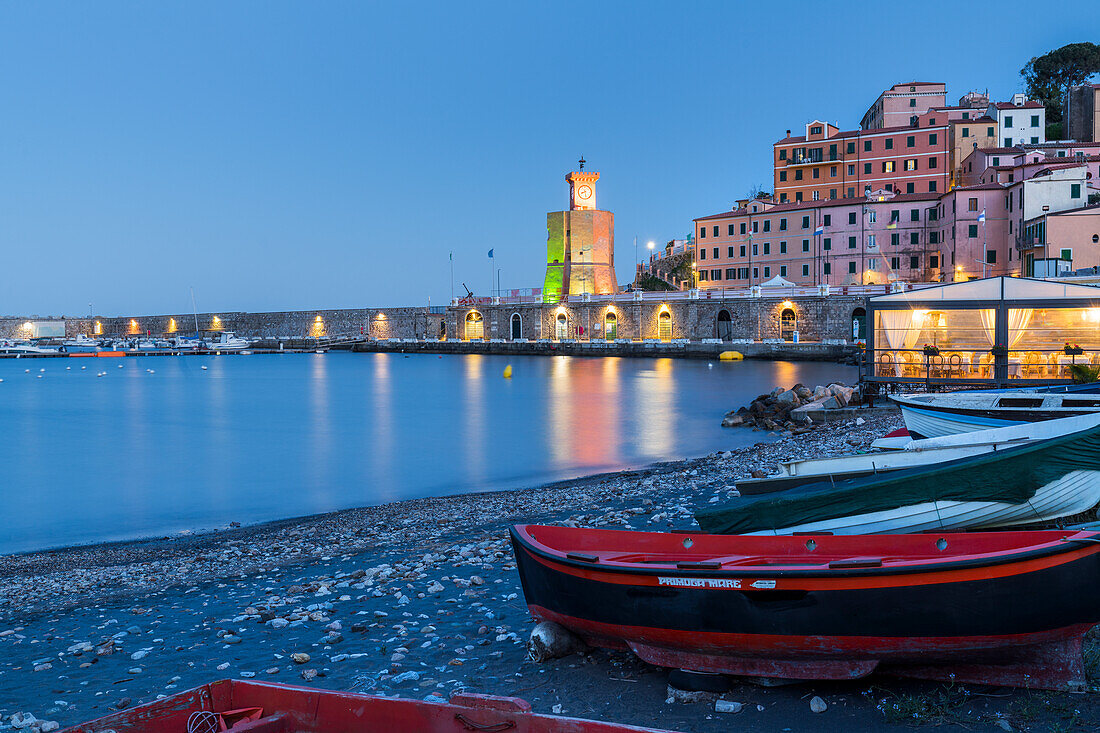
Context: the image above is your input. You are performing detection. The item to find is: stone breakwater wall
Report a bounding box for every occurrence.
[1,294,867,343]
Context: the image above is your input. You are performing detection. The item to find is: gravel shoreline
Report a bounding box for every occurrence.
[2,407,1098,732]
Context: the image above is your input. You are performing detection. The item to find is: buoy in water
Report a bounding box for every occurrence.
[117,364,123,368]
[718,351,744,361]
[201,365,208,370]
[66,366,71,370]
[24,369,29,373]
[503,364,513,378]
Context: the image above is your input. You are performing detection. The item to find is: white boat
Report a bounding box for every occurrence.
[206,332,250,351]
[59,334,102,353]
[698,413,1100,536]
[0,339,60,355]
[893,391,1100,438]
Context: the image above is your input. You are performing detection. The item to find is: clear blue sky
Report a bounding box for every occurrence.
[2,1,1098,316]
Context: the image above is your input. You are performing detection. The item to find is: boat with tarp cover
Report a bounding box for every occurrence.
[60,679,676,733]
[511,524,1100,689]
[696,414,1100,535]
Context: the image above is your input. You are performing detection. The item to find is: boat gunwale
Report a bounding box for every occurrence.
[510,525,1100,580]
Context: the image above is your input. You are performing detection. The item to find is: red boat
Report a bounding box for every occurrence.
[61,679,676,733]
[511,524,1100,690]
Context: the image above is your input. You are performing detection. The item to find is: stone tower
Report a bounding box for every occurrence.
[543,165,618,302]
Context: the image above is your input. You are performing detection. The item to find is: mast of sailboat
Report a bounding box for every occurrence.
[190,287,200,335]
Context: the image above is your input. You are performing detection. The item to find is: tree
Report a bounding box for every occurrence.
[746,184,771,201]
[1021,42,1100,123]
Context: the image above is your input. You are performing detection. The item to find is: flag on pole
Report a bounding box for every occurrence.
[978,209,986,223]
[488,248,494,258]
[887,210,898,229]
[813,224,824,236]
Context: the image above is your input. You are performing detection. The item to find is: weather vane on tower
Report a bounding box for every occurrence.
[578,155,585,171]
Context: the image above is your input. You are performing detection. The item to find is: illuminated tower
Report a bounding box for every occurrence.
[543,160,618,302]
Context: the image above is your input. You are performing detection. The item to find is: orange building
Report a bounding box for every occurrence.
[543,166,618,301]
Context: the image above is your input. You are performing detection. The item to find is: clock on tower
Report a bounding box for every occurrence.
[567,170,600,211]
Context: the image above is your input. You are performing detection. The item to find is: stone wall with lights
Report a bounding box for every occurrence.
[444,296,867,342]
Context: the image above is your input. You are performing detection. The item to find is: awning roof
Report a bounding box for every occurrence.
[870,276,1100,304]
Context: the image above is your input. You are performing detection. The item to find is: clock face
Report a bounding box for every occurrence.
[577,185,592,200]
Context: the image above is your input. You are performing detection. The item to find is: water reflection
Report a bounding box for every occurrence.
[634,358,675,459]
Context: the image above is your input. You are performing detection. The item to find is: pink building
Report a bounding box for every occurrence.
[936,184,1017,279]
[861,82,947,129]
[1021,205,1100,271]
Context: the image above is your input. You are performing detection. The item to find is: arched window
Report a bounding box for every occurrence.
[465,311,483,340]
[716,309,732,341]
[555,312,568,340]
[852,307,867,341]
[438,320,447,340]
[510,313,522,340]
[780,308,796,341]
[604,311,618,339]
[658,311,672,342]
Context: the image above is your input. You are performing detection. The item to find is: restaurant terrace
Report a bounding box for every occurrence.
[865,277,1100,387]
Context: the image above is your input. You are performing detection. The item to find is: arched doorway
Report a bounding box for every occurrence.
[852,307,867,342]
[465,311,483,340]
[604,311,617,339]
[438,320,446,340]
[658,311,672,342]
[780,308,796,341]
[555,312,568,340]
[510,313,522,340]
[716,309,732,341]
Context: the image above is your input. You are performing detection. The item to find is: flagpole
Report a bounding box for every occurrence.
[449,252,454,303]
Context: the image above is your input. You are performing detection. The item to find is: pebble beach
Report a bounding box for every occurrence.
[2,407,1099,733]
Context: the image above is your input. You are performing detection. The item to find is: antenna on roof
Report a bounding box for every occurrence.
[578,156,585,171]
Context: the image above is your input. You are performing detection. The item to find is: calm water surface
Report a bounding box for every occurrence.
[0,353,854,554]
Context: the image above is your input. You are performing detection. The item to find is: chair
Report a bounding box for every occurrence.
[1023,352,1045,378]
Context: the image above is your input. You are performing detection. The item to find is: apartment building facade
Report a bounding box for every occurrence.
[860,82,947,129]
[987,95,1045,147]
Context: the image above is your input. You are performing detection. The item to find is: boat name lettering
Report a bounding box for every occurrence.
[658,577,759,589]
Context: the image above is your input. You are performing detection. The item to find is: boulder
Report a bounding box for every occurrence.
[774,389,800,406]
[721,415,744,428]
[527,621,587,662]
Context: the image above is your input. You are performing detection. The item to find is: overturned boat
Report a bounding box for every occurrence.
[60,679,674,733]
[512,524,1100,689]
[893,390,1100,438]
[698,414,1100,535]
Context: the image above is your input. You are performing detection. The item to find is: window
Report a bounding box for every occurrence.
[986,250,996,264]
[910,209,920,221]
[930,231,939,244]
[885,138,894,150]
[753,221,759,233]
[711,269,722,280]
[812,168,820,179]
[763,220,771,232]
[1030,136,1038,144]
[968,197,978,211]
[882,161,895,172]
[993,156,1000,166]
[802,264,810,277]
[779,218,787,231]
[725,268,736,279]
[968,224,978,238]
[752,243,758,255]
[891,232,899,246]
[962,128,970,138]
[930,208,938,221]
[929,133,937,145]
[795,192,803,202]
[830,166,837,177]
[727,224,734,235]
[823,214,832,226]
[910,232,919,245]
[801,239,809,252]
[868,234,876,248]
[906,135,915,147]
[846,142,855,154]
[1062,248,1072,261]
[712,247,719,258]
[891,256,900,269]
[739,245,746,257]
[910,255,919,269]
[727,246,734,257]
[823,237,832,250]
[763,266,771,278]
[698,270,708,281]
[906,182,915,194]
[824,262,832,274]
[1004,115,1013,127]
[928,157,937,168]
[740,223,746,234]
[780,265,787,277]
[1072,184,1082,199]
[779,149,787,160]
[909,98,916,107]
[987,127,994,137]
[929,181,937,192]
[738,267,749,278]
[830,188,838,199]
[864,162,872,174]
[848,261,857,274]
[802,215,810,228]
[713,226,719,237]
[779,171,787,182]
[864,140,872,152]
[811,125,822,135]
[848,212,856,224]
[752,267,758,278]
[1004,137,1012,147]
[699,227,706,238]
[904,159,918,171]
[780,241,787,253]
[795,169,803,181]
[763,242,770,254]
[847,164,855,176]
[868,210,877,223]
[848,236,856,249]
[1029,114,1039,127]
[699,248,706,260]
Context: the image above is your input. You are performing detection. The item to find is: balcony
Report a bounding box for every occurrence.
[1015,235,1043,251]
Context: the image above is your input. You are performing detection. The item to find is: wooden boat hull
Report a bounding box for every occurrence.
[893,393,1100,438]
[61,679,674,733]
[512,525,1100,689]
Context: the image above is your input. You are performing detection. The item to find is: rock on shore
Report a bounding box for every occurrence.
[721,382,861,430]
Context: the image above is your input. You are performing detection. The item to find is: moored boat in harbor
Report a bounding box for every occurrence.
[511,524,1100,689]
[893,390,1100,438]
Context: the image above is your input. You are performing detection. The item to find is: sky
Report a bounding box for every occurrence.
[2,1,1099,316]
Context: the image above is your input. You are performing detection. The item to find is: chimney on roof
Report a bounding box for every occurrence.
[786,129,791,137]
